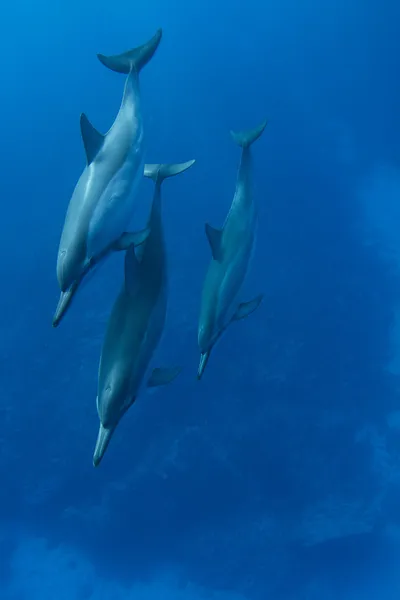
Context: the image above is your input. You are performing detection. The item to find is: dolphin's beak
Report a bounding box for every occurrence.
[93,423,115,467]
[197,351,211,380]
[52,282,79,328]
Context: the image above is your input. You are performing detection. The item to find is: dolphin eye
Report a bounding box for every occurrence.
[105,385,112,394]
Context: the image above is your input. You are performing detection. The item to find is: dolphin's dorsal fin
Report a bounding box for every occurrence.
[232,295,264,321]
[205,223,223,261]
[80,113,104,164]
[147,367,181,387]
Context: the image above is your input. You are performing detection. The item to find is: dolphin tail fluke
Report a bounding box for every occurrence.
[230,120,267,149]
[93,423,115,467]
[97,28,162,74]
[144,160,196,184]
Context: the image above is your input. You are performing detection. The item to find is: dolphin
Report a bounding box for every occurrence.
[53,28,162,327]
[197,120,267,379]
[93,159,195,467]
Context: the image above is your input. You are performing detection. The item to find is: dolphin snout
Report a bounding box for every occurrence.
[93,423,115,467]
[52,283,79,328]
[57,247,87,292]
[56,249,70,292]
[197,351,211,380]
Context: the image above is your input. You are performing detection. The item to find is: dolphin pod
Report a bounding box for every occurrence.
[93,161,195,467]
[53,29,162,327]
[52,29,267,465]
[197,121,267,379]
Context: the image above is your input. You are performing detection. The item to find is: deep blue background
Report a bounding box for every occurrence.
[1,0,400,597]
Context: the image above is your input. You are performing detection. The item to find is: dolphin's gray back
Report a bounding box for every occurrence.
[97,159,196,426]
[57,164,107,288]
[139,160,196,304]
[98,260,167,426]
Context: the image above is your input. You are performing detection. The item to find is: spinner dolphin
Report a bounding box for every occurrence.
[53,29,162,326]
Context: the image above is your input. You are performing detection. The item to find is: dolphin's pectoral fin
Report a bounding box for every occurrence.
[134,244,145,263]
[124,245,140,295]
[205,223,223,261]
[232,294,264,321]
[114,228,150,251]
[80,113,104,164]
[147,367,181,387]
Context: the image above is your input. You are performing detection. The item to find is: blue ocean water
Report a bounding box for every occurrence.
[1,0,400,597]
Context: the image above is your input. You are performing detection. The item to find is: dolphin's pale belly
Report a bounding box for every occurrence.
[214,199,255,319]
[218,242,253,326]
[86,88,144,259]
[87,151,144,259]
